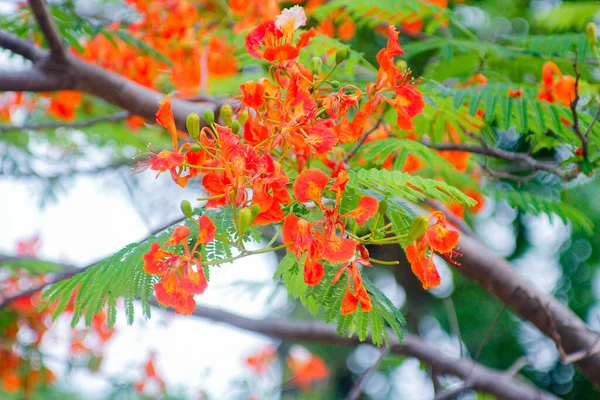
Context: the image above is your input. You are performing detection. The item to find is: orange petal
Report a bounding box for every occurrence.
[165,226,190,246]
[293,169,329,203]
[156,94,178,150]
[198,215,216,245]
[345,196,379,226]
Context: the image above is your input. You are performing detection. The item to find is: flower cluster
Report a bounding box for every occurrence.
[138,5,461,316]
[282,169,378,289]
[142,216,216,314]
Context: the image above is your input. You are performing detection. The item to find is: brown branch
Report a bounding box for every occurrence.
[570,55,588,159]
[27,0,68,62]
[346,344,387,400]
[458,235,600,384]
[422,140,561,176]
[182,303,557,400]
[0,111,131,133]
[0,30,46,62]
[0,28,223,131]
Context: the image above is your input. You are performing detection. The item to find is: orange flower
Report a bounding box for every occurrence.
[538,62,576,107]
[507,88,523,98]
[406,212,460,289]
[332,258,373,315]
[287,348,329,390]
[245,345,277,374]
[47,91,82,121]
[245,6,316,64]
[143,217,216,315]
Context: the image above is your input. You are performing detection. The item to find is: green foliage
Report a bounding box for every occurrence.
[496,190,594,234]
[354,137,455,171]
[273,253,405,345]
[314,0,432,28]
[533,2,600,31]
[40,208,259,328]
[348,168,477,207]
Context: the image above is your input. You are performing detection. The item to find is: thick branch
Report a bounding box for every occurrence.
[423,140,561,176]
[185,303,557,400]
[0,69,73,92]
[0,30,46,62]
[0,29,223,130]
[28,0,68,62]
[458,235,600,384]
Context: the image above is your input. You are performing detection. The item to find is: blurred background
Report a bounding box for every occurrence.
[1,0,600,399]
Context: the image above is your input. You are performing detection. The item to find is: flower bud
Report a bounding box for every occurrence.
[180,200,193,218]
[407,215,429,241]
[335,47,348,65]
[237,207,254,238]
[396,59,408,72]
[190,144,202,152]
[203,108,215,126]
[329,80,340,88]
[220,104,233,126]
[586,22,597,48]
[250,203,261,218]
[238,111,249,126]
[310,57,323,76]
[186,112,200,140]
[230,120,241,134]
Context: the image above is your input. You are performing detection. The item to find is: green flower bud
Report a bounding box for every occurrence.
[250,203,261,218]
[329,80,340,88]
[203,108,215,126]
[396,59,408,72]
[335,47,348,65]
[378,199,388,215]
[408,215,429,241]
[586,22,597,48]
[186,112,200,140]
[238,111,249,126]
[310,57,323,76]
[231,120,241,134]
[220,104,233,126]
[180,200,193,218]
[237,207,254,238]
[190,144,202,152]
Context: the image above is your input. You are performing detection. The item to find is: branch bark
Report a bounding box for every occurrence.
[28,0,68,62]
[0,28,223,131]
[184,303,557,400]
[458,235,600,383]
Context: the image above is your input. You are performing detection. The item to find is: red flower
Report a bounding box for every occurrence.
[406,212,460,289]
[245,345,277,374]
[287,348,329,390]
[332,259,373,315]
[142,216,216,314]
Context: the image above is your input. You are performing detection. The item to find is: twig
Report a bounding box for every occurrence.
[583,104,600,139]
[443,296,463,359]
[570,54,588,159]
[28,0,68,62]
[343,113,385,163]
[346,344,388,400]
[0,111,131,133]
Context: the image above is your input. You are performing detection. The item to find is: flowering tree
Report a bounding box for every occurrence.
[1,0,600,398]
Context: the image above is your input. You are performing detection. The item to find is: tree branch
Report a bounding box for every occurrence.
[422,140,562,176]
[27,0,68,62]
[184,303,557,400]
[0,30,46,62]
[458,235,600,384]
[0,111,131,133]
[0,28,223,130]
